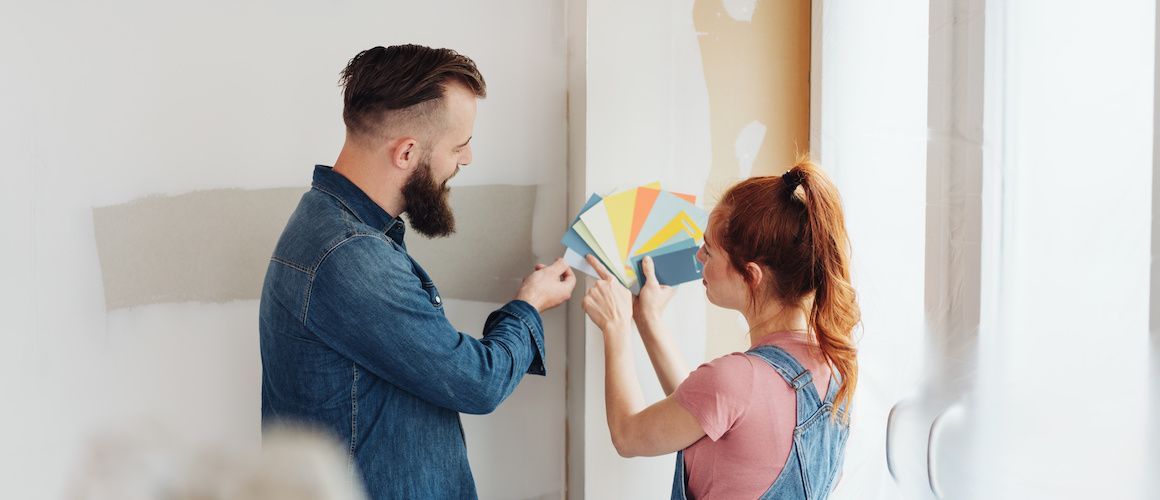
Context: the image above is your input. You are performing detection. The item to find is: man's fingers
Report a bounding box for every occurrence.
[549,257,570,272]
[585,254,613,281]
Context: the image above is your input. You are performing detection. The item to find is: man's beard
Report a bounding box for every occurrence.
[401,158,456,238]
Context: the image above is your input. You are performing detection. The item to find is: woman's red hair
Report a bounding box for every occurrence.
[711,156,860,417]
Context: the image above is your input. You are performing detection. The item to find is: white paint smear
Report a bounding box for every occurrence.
[723,0,758,22]
[734,120,767,179]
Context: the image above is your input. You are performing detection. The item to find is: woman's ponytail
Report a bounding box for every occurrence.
[791,160,860,417]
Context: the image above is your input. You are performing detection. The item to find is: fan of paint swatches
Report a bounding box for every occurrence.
[561,184,708,292]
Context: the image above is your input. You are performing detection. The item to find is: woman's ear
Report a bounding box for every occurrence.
[745,262,764,289]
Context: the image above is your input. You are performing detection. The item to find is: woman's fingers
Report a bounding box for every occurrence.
[585,254,613,281]
[641,255,658,287]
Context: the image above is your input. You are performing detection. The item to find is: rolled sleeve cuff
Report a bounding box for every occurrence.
[500,300,547,376]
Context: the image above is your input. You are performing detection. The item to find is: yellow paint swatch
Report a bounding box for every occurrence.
[602,188,639,263]
[633,211,704,256]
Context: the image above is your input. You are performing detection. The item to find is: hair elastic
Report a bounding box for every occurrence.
[782,167,805,192]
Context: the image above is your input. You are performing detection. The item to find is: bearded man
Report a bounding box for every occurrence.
[258,44,575,500]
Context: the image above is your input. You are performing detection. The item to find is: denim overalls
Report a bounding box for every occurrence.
[671,345,849,499]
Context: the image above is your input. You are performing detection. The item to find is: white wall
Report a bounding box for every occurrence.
[0,2,568,499]
[579,0,712,498]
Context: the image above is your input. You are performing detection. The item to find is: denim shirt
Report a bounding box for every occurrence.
[259,165,546,500]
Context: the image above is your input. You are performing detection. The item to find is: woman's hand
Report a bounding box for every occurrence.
[633,255,676,324]
[582,255,634,336]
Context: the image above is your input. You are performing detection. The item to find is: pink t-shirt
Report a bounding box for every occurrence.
[674,332,832,500]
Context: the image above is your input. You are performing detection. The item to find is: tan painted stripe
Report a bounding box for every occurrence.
[92,185,537,309]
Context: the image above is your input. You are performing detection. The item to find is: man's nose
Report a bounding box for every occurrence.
[461,145,473,166]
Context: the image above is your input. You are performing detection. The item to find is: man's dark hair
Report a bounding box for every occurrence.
[339,44,487,139]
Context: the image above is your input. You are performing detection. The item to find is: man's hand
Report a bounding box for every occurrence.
[516,258,577,312]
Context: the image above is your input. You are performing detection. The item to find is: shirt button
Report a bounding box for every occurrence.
[435,296,441,305]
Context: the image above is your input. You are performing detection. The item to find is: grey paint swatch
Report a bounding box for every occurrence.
[92,185,537,310]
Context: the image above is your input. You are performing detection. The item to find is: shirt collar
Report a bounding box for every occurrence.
[311,165,406,244]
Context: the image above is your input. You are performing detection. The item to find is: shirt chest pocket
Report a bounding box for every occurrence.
[421,281,444,310]
[407,256,444,311]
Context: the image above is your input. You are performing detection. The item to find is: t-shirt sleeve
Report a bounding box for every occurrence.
[674,353,755,441]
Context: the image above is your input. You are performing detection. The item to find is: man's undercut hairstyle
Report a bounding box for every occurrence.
[340,44,486,142]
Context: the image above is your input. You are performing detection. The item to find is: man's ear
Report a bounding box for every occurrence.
[389,137,420,171]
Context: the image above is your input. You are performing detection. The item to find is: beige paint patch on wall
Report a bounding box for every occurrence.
[92,188,302,309]
[404,185,537,304]
[693,0,811,359]
[92,185,537,310]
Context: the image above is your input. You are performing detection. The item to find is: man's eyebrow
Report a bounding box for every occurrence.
[456,136,472,148]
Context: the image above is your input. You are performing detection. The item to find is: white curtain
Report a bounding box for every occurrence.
[974,1,1154,498]
[819,1,1155,499]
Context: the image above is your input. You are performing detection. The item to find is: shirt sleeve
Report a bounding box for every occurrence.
[674,353,755,440]
[304,235,545,415]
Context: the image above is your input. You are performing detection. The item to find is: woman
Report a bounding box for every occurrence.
[582,159,859,499]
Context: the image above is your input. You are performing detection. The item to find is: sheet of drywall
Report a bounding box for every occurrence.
[0,1,567,498]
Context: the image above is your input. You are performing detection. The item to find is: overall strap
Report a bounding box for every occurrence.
[746,345,812,390]
[746,345,826,417]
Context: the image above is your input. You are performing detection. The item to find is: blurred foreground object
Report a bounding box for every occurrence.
[65,423,366,500]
